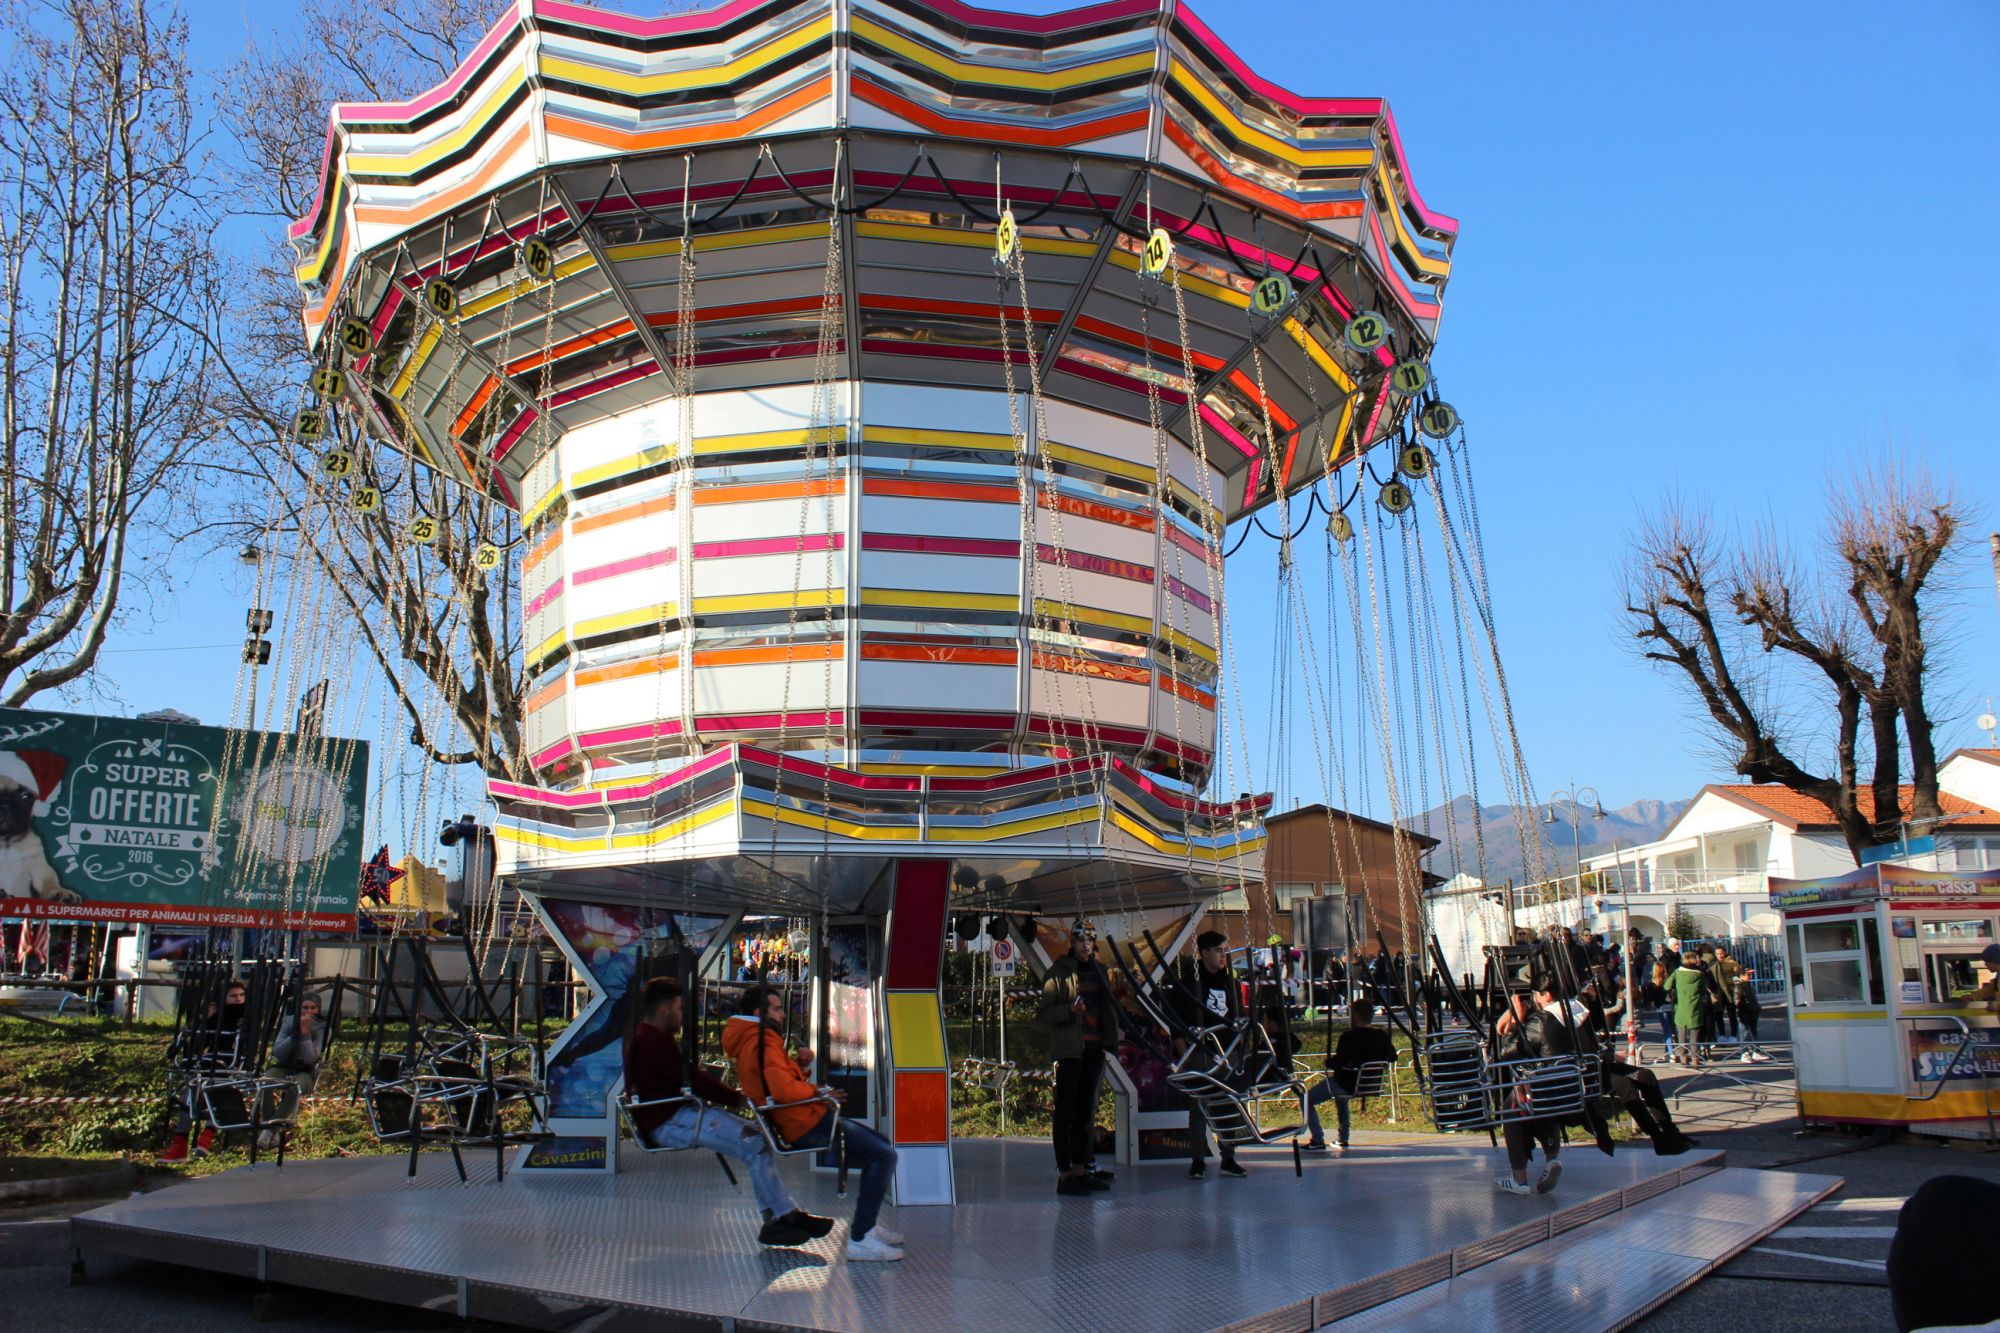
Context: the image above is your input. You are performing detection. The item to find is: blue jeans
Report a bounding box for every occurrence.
[1303,1078,1351,1145]
[791,1116,897,1240]
[1655,1005,1676,1052]
[648,1103,796,1221]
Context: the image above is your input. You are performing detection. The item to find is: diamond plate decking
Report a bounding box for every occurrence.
[69,1138,1828,1332]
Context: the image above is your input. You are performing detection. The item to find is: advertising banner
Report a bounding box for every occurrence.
[1909,1023,2000,1083]
[1769,866,1883,911]
[0,706,369,930]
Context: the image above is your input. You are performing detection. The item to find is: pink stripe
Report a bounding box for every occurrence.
[1036,544,1153,584]
[857,709,1015,732]
[524,578,566,617]
[696,710,844,733]
[334,11,520,120]
[930,755,1104,794]
[548,358,660,410]
[576,720,685,753]
[1379,109,1459,234]
[1107,755,1263,817]
[1163,520,1222,566]
[917,0,1157,36]
[1164,575,1213,614]
[1362,207,1442,323]
[1242,455,1261,510]
[416,205,568,281]
[494,407,539,462]
[695,533,842,560]
[1359,381,1391,445]
[1198,404,1259,460]
[528,736,576,768]
[534,0,776,38]
[1173,4,1382,119]
[862,533,1018,558]
[574,548,674,585]
[490,745,738,809]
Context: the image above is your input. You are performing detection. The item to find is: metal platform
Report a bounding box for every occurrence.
[69,1139,1834,1332]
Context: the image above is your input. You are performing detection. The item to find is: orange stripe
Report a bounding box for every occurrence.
[546,78,830,151]
[1033,651,1150,684]
[574,493,676,534]
[1038,490,1154,532]
[647,295,822,327]
[1162,118,1368,226]
[1158,673,1216,709]
[524,673,568,713]
[452,376,501,437]
[853,78,1150,149]
[696,477,845,505]
[1074,313,1225,371]
[1228,367,1297,432]
[575,655,678,688]
[863,478,1016,503]
[861,293,1062,324]
[697,642,842,668]
[861,643,1016,666]
[523,526,564,572]
[507,317,637,377]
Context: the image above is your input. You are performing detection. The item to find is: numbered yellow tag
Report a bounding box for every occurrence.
[1418,401,1460,439]
[1344,310,1388,352]
[350,486,381,514]
[294,409,325,441]
[423,277,457,318]
[1379,480,1413,514]
[1398,443,1434,479]
[1142,228,1173,275]
[1390,360,1429,397]
[995,209,1017,261]
[1251,273,1292,315]
[338,318,374,358]
[522,236,555,281]
[473,543,501,571]
[310,366,345,398]
[319,448,354,479]
[1327,511,1354,542]
[406,516,440,545]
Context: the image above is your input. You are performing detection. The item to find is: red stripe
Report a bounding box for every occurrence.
[862,533,1019,558]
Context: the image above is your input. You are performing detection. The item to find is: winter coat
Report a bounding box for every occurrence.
[721,1014,826,1143]
[1038,952,1121,1062]
[1668,964,1709,1030]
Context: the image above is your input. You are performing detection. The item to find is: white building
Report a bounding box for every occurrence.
[1580,749,2000,943]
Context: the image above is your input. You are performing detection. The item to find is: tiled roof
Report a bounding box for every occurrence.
[1711,784,2000,830]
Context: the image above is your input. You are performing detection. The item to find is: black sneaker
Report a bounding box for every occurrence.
[1056,1175,1096,1196]
[1219,1159,1248,1178]
[1089,1168,1116,1183]
[1187,1161,1206,1179]
[783,1210,836,1238]
[1300,1141,1328,1152]
[1083,1173,1110,1191]
[758,1217,813,1247]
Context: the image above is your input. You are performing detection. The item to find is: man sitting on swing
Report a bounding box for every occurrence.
[627,978,833,1250]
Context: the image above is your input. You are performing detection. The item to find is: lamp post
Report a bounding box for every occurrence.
[1545,784,1605,929]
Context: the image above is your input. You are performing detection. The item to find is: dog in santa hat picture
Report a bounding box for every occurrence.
[0,749,79,904]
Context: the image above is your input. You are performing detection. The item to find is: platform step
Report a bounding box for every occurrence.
[1325,1166,1840,1331]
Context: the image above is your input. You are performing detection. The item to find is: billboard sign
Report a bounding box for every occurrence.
[0,706,369,930]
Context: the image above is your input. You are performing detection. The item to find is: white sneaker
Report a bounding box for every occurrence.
[1537,1160,1563,1194]
[846,1232,905,1262]
[1495,1174,1533,1196]
[865,1222,905,1246]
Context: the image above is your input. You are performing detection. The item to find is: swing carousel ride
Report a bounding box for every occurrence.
[262,0,1572,1192]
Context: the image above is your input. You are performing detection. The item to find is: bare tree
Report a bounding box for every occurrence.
[0,0,217,704]
[203,0,534,779]
[1623,470,1965,860]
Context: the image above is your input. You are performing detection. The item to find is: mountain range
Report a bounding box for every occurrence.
[1408,795,1691,886]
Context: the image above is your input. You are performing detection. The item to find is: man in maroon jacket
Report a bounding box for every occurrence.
[627,977,832,1248]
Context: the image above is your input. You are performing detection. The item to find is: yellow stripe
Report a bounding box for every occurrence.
[458,252,600,320]
[523,481,566,528]
[861,589,1016,612]
[857,761,1010,776]
[1108,807,1266,860]
[1167,62,1375,171]
[1798,1088,1997,1123]
[742,796,922,841]
[865,425,1015,451]
[1165,625,1220,666]
[693,428,827,456]
[852,15,1155,92]
[539,16,832,96]
[885,992,946,1066]
[1045,440,1154,486]
[1374,186,1452,280]
[1166,478,1224,526]
[604,221,829,262]
[1104,247,1247,308]
[853,219,1096,258]
[696,589,841,614]
[572,603,677,640]
[496,799,733,852]
[1282,316,1358,396]
[1032,598,1152,638]
[526,628,569,667]
[294,177,346,283]
[571,442,678,490]
[1794,1010,1891,1022]
[344,64,530,178]
[924,808,1096,842]
[390,322,444,398]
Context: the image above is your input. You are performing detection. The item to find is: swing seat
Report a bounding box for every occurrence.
[746,1092,848,1196]
[616,1092,742,1189]
[1421,1031,1493,1132]
[1170,1069,1310,1177]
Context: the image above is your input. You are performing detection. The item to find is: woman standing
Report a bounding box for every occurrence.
[1668,952,1710,1067]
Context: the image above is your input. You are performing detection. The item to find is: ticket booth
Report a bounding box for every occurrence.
[1773,864,2000,1140]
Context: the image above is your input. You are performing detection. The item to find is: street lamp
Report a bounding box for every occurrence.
[1545,784,1605,926]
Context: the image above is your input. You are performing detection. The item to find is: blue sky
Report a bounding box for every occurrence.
[74,0,2000,832]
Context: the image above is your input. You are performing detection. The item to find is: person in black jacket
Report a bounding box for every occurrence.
[1492,982,1573,1196]
[1304,998,1396,1151]
[1175,931,1247,1179]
